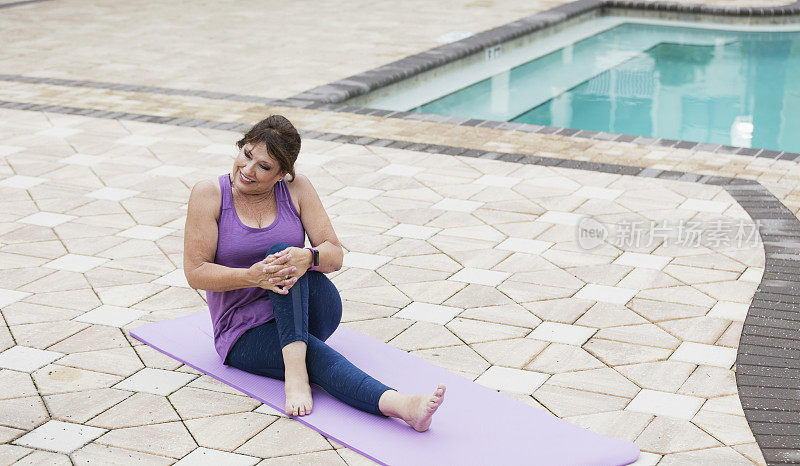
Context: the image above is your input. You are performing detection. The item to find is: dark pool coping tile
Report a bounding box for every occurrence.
[2,97,799,458]
[0,0,52,9]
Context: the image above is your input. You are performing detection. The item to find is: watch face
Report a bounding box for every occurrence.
[313,249,319,266]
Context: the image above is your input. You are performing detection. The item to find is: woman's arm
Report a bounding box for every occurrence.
[183,179,247,291]
[183,179,293,292]
[296,174,344,274]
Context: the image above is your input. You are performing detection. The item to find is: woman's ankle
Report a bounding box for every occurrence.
[378,389,405,418]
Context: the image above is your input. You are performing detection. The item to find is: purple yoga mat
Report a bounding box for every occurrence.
[130,312,640,465]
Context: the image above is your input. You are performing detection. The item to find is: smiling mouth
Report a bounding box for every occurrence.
[239,171,255,183]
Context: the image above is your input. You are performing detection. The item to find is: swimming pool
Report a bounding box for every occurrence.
[362,18,800,154]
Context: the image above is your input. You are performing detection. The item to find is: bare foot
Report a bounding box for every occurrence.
[284,370,313,416]
[403,384,446,432]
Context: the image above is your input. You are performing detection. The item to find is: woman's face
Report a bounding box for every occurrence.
[232,142,285,193]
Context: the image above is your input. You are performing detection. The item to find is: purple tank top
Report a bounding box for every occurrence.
[207,174,305,363]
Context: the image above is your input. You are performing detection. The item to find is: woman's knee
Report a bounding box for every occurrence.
[309,271,342,324]
[266,242,292,258]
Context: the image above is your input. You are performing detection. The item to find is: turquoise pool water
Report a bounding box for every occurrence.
[412,23,800,153]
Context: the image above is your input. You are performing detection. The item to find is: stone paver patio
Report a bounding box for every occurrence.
[1,0,797,465]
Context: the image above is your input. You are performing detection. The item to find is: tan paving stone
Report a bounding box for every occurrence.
[338,285,411,308]
[635,286,716,308]
[534,384,630,418]
[447,248,513,270]
[95,421,197,459]
[340,300,397,322]
[184,412,276,451]
[94,283,168,307]
[0,325,13,353]
[11,450,72,465]
[658,317,730,345]
[23,289,102,311]
[522,298,594,324]
[628,298,708,322]
[0,268,55,291]
[670,253,747,272]
[2,240,67,259]
[0,396,49,430]
[374,264,450,285]
[388,321,462,351]
[32,364,122,396]
[0,369,38,400]
[44,388,131,424]
[594,324,680,350]
[470,338,548,369]
[86,392,180,429]
[342,318,412,343]
[443,283,515,308]
[257,449,347,465]
[679,366,738,398]
[702,394,745,417]
[574,303,648,328]
[48,325,130,354]
[566,264,632,287]
[658,446,752,465]
[715,322,744,348]
[510,268,584,289]
[72,442,175,465]
[636,417,720,455]
[186,374,247,396]
[84,266,159,288]
[409,345,489,380]
[0,425,25,444]
[616,361,696,393]
[0,443,31,464]
[694,280,758,304]
[337,447,382,465]
[377,238,438,257]
[566,410,653,442]
[584,339,673,366]
[525,343,606,374]
[9,321,88,349]
[459,303,542,328]
[133,287,206,311]
[446,317,529,344]
[234,418,331,459]
[498,281,574,303]
[1,302,81,325]
[395,280,466,305]
[169,386,260,420]
[616,269,682,290]
[732,442,767,466]
[389,253,461,272]
[662,264,740,285]
[0,252,48,269]
[133,345,183,371]
[692,410,756,445]
[547,368,640,398]
[56,347,143,377]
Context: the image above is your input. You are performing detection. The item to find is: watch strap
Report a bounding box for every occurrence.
[306,247,319,271]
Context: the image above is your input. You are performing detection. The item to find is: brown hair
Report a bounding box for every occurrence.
[236,115,301,182]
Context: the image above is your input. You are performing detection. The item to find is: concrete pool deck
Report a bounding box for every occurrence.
[1,0,799,464]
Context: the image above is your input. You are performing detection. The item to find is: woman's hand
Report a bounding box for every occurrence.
[248,247,309,293]
[248,252,296,294]
[265,247,310,291]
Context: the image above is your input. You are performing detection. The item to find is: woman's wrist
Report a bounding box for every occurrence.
[303,247,314,270]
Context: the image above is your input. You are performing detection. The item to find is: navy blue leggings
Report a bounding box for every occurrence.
[226,242,394,417]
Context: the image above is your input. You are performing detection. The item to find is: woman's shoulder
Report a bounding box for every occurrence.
[285,174,311,215]
[187,177,223,220]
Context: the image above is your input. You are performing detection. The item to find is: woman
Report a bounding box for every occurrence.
[183,115,445,431]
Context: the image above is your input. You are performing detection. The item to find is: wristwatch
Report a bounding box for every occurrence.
[306,247,319,271]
